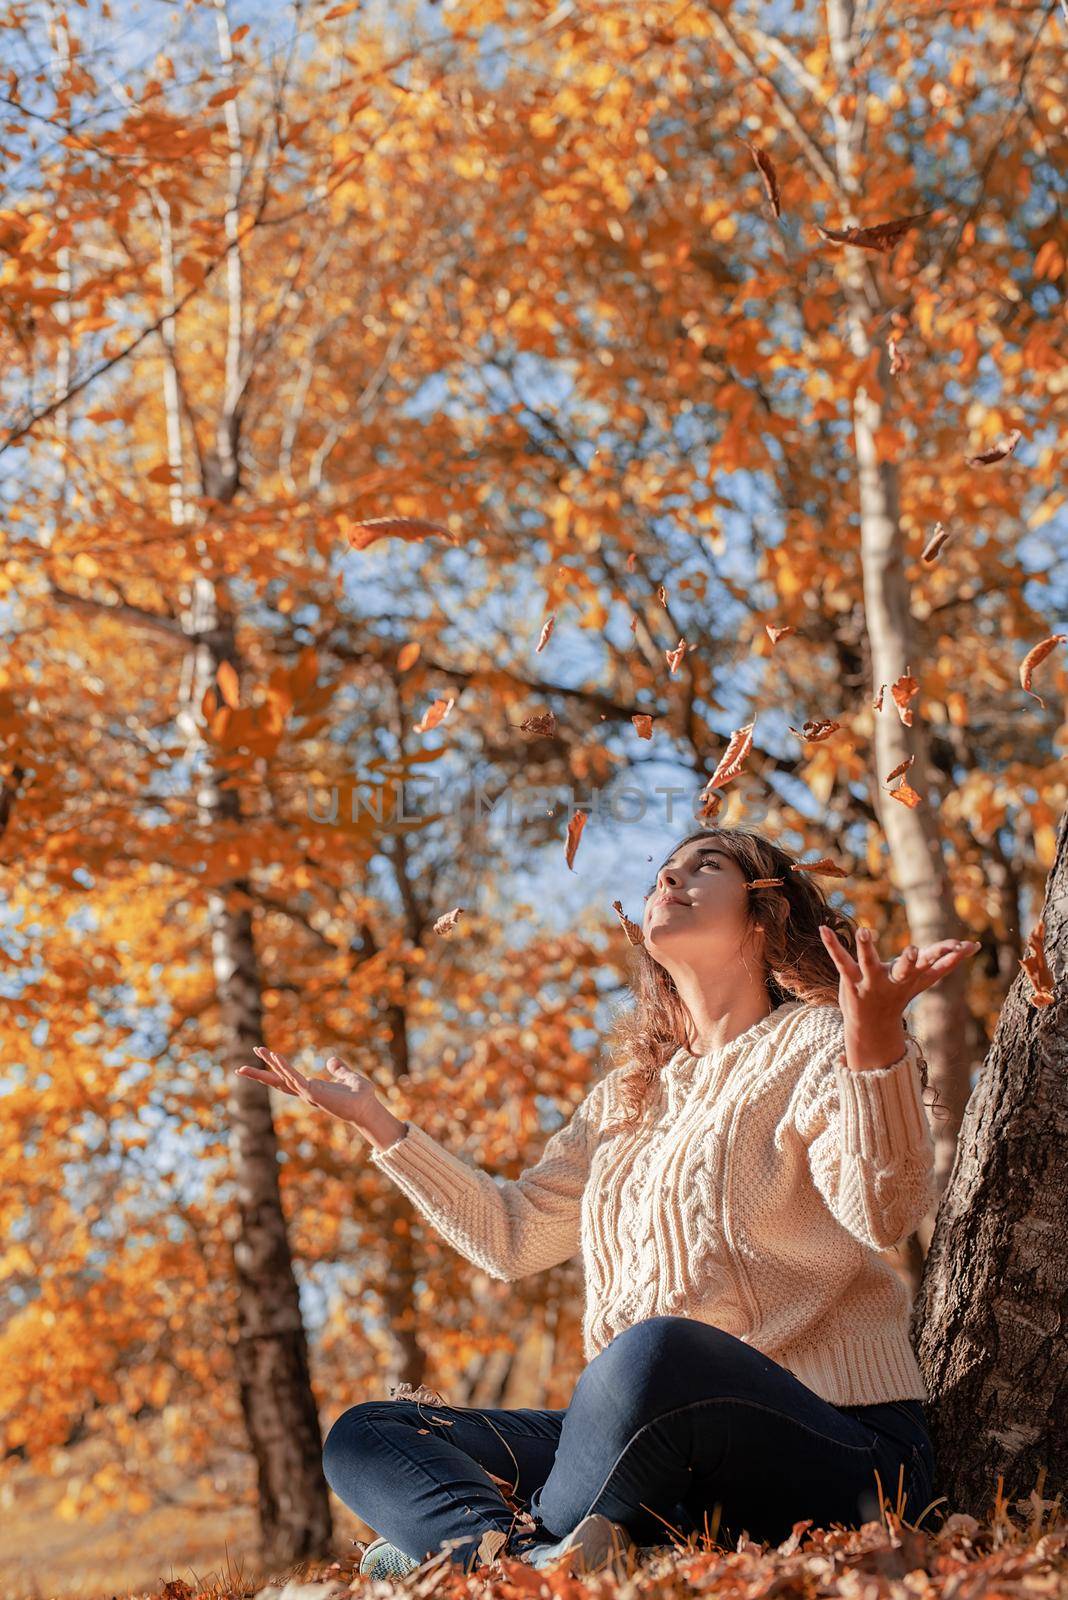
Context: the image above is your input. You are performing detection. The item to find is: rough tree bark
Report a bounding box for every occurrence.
[913,800,1067,1520]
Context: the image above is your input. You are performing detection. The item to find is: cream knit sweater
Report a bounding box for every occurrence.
[368,998,937,1406]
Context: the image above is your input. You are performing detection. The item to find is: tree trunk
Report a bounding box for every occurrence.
[912,801,1068,1521]
[176,577,333,1568]
[825,0,973,1269]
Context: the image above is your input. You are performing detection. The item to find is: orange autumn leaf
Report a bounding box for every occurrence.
[412,695,454,734]
[397,641,421,672]
[631,713,653,739]
[965,428,1023,467]
[889,778,922,808]
[146,462,177,485]
[216,660,240,709]
[343,515,456,552]
[791,858,849,878]
[704,721,756,790]
[872,684,885,713]
[745,142,781,217]
[665,638,688,675]
[747,877,785,889]
[921,522,953,563]
[1020,918,1055,1008]
[1019,633,1066,708]
[765,623,794,644]
[520,710,557,736]
[611,899,644,946]
[815,208,935,252]
[891,667,919,726]
[625,552,638,572]
[657,584,669,607]
[884,754,916,784]
[535,614,555,654]
[432,907,464,937]
[564,809,587,871]
[789,718,840,742]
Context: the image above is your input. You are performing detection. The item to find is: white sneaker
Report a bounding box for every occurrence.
[527,1512,634,1575]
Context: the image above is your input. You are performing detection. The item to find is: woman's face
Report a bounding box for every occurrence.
[642,838,760,967]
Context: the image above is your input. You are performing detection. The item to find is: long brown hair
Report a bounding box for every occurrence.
[604,825,943,1132]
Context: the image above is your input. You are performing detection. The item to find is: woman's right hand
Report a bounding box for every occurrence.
[235,1048,380,1125]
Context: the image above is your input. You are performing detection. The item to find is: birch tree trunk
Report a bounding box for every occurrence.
[825,0,974,1265]
[912,800,1067,1520]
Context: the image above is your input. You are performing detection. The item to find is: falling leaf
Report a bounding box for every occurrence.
[789,718,840,742]
[1020,918,1055,1007]
[397,641,421,671]
[216,660,240,709]
[611,899,645,946]
[343,515,456,552]
[887,334,908,374]
[535,614,555,654]
[520,710,557,736]
[889,778,922,807]
[965,428,1023,467]
[146,462,177,484]
[705,721,755,789]
[765,623,794,644]
[746,142,781,217]
[921,522,953,563]
[625,552,638,572]
[665,638,688,675]
[432,907,464,937]
[631,713,653,739]
[790,858,849,878]
[884,754,915,783]
[564,809,587,871]
[1019,634,1066,708]
[891,668,919,727]
[815,209,934,252]
[872,684,885,713]
[747,877,784,889]
[657,584,669,607]
[412,695,454,734]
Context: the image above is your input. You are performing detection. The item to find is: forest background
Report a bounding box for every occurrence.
[0,0,1065,1594]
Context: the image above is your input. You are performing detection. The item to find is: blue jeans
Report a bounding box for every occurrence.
[322,1315,939,1572]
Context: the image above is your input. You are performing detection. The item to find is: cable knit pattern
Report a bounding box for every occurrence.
[368,999,937,1406]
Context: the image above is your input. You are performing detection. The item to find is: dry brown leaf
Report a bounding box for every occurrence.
[412,695,454,734]
[921,522,953,563]
[625,551,638,572]
[1020,918,1055,1007]
[565,809,587,871]
[789,718,840,742]
[397,641,421,672]
[746,142,782,217]
[791,858,849,878]
[889,779,922,808]
[520,710,557,736]
[965,427,1023,467]
[612,899,645,946]
[343,514,456,551]
[665,638,688,675]
[815,208,935,251]
[747,877,785,889]
[1019,633,1066,708]
[432,907,464,937]
[657,583,669,607]
[535,614,555,654]
[884,754,916,783]
[891,667,919,727]
[632,713,654,739]
[765,623,794,644]
[705,722,756,789]
[872,683,886,713]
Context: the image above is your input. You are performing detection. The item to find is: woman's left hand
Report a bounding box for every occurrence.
[819,924,981,1069]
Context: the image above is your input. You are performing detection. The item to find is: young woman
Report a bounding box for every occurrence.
[237,826,973,1577]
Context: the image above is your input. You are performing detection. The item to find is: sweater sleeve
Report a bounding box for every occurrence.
[792,1010,938,1252]
[365,1077,607,1282]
